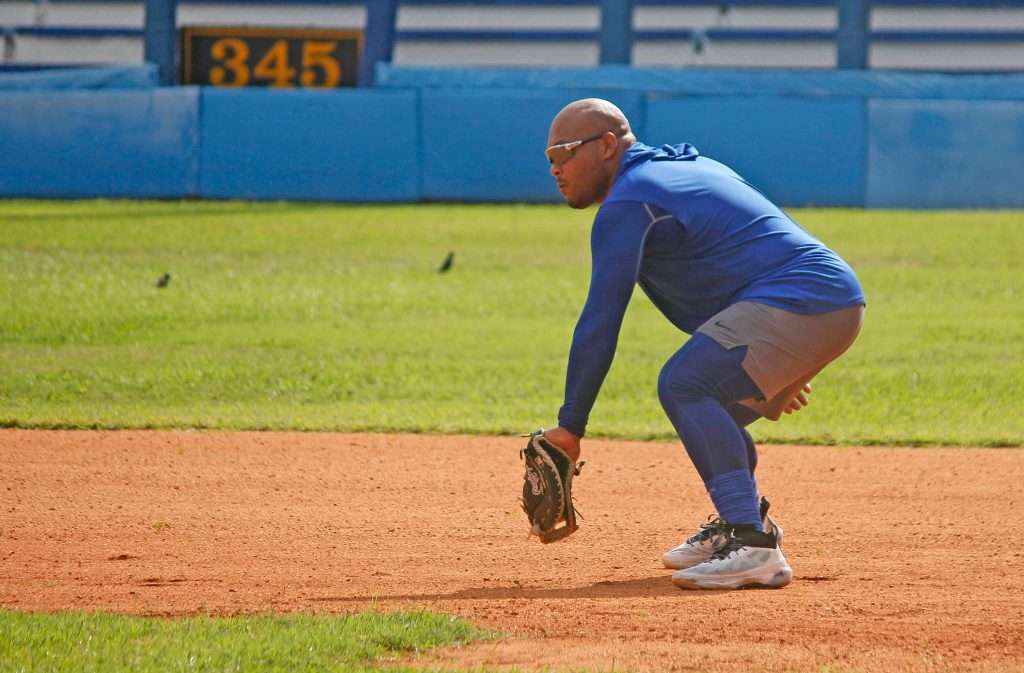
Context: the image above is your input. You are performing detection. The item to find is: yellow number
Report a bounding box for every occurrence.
[301,41,342,88]
[209,38,250,87]
[253,40,297,88]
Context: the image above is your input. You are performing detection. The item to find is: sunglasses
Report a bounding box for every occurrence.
[545,132,608,167]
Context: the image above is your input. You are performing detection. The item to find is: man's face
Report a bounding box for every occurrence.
[547,121,612,210]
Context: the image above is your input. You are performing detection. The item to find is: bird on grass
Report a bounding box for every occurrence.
[155,273,171,288]
[438,251,455,273]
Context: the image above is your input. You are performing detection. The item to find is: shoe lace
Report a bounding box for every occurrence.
[709,534,745,562]
[687,515,728,544]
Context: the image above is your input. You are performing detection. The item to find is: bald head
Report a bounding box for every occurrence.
[547,98,635,209]
[549,98,634,145]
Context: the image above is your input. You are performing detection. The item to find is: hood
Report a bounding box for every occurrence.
[621,142,700,171]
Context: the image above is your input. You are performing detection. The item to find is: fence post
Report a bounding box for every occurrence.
[143,0,178,85]
[599,0,632,64]
[837,0,870,69]
[360,0,399,86]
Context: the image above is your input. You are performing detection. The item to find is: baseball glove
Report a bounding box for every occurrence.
[520,429,584,543]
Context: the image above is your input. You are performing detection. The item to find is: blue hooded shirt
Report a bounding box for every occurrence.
[557,142,865,437]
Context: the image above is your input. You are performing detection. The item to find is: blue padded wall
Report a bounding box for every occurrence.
[420,89,645,201]
[867,99,1024,209]
[199,89,419,201]
[645,95,866,207]
[1,68,1022,207]
[0,88,199,198]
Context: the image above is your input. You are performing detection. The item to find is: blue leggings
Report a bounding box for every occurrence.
[657,333,766,528]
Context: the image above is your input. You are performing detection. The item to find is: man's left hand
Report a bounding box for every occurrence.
[543,426,581,462]
[783,383,812,415]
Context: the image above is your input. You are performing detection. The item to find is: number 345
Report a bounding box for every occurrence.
[210,39,342,88]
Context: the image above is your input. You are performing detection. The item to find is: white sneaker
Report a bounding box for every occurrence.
[662,497,776,570]
[671,522,792,590]
[662,516,730,570]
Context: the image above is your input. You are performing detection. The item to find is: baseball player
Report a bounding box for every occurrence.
[520,98,864,590]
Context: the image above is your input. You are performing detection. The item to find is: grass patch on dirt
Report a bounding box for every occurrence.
[0,200,1021,446]
[0,609,492,673]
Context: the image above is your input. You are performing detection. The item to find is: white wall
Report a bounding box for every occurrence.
[0,3,364,28]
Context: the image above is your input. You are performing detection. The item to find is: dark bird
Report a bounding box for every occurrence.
[438,251,455,273]
[155,273,171,288]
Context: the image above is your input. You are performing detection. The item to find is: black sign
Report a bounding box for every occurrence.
[181,26,362,88]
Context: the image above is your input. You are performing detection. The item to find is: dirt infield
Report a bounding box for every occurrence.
[2,430,1022,672]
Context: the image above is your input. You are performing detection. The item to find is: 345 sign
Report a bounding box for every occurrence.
[181,27,362,88]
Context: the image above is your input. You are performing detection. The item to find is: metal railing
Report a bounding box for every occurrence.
[3,0,1023,84]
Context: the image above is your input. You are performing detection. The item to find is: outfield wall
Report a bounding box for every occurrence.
[1,66,1022,207]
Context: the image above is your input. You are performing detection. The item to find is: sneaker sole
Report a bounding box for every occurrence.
[671,563,793,590]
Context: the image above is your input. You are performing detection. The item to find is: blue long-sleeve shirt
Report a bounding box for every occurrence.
[557,142,864,437]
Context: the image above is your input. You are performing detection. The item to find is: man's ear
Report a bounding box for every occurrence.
[601,132,618,159]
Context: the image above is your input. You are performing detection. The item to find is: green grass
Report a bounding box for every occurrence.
[0,609,491,673]
[0,199,1021,446]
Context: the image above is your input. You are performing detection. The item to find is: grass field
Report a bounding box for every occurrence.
[1,199,1022,446]
[0,609,491,673]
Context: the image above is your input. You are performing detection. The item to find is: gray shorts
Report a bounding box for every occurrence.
[696,301,865,420]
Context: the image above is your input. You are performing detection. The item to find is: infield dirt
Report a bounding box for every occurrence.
[2,429,1022,673]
